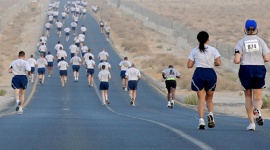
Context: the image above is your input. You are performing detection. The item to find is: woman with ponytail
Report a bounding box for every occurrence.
[187,31,221,130]
[234,20,270,131]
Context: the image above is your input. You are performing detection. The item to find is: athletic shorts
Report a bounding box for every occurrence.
[87,68,94,75]
[31,67,35,74]
[82,52,86,57]
[49,20,53,24]
[39,51,46,57]
[48,62,53,67]
[11,75,28,89]
[99,82,109,90]
[72,65,80,72]
[83,12,86,15]
[65,32,70,36]
[46,27,51,31]
[72,27,76,30]
[120,70,126,79]
[128,80,138,90]
[70,53,75,58]
[191,68,217,91]
[239,65,266,89]
[165,80,177,93]
[106,32,110,35]
[75,43,80,47]
[57,59,61,63]
[53,15,57,18]
[60,70,67,76]
[57,28,62,31]
[38,68,46,75]
[62,16,65,19]
[100,25,104,28]
[82,32,85,35]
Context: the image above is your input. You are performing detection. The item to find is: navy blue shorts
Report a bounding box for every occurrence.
[72,65,80,72]
[57,59,61,63]
[70,53,75,58]
[60,70,67,76]
[11,75,28,89]
[53,15,57,18]
[191,68,217,91]
[62,16,65,19]
[82,52,86,57]
[48,62,53,67]
[106,32,110,35]
[128,80,138,90]
[38,68,46,75]
[65,32,70,36]
[46,27,50,31]
[99,82,109,90]
[49,20,53,24]
[72,27,76,30]
[31,67,35,74]
[165,80,177,93]
[39,51,46,57]
[87,69,94,75]
[57,28,62,31]
[75,43,80,47]
[239,65,266,89]
[120,70,126,79]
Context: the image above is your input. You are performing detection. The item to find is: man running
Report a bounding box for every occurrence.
[54,41,63,52]
[105,25,111,41]
[55,20,63,37]
[84,48,95,62]
[162,65,180,108]
[118,57,131,91]
[71,21,78,35]
[98,65,111,105]
[45,51,54,77]
[98,59,111,71]
[38,42,47,57]
[98,48,109,62]
[81,25,87,35]
[81,43,88,57]
[9,51,31,114]
[36,53,48,84]
[125,63,141,106]
[45,22,52,37]
[69,42,79,58]
[70,53,82,82]
[85,56,96,87]
[58,57,69,87]
[100,18,105,33]
[56,47,67,63]
[27,54,37,83]
[64,26,71,42]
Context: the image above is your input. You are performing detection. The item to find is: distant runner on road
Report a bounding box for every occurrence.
[70,53,82,82]
[118,57,131,91]
[58,57,69,87]
[98,65,111,105]
[27,54,37,83]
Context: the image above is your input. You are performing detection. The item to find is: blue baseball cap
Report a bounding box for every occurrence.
[245,19,257,29]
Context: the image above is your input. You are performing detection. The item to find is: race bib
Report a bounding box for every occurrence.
[244,40,260,52]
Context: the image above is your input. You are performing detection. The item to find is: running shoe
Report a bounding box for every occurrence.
[167,101,171,108]
[198,118,206,130]
[39,78,42,84]
[170,100,174,109]
[253,108,263,126]
[130,98,134,105]
[17,109,23,115]
[106,99,110,104]
[15,101,21,111]
[124,87,128,91]
[207,112,215,128]
[246,123,255,131]
[123,86,125,90]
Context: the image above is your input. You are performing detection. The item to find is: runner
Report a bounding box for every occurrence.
[234,19,270,131]
[125,63,141,106]
[100,18,105,33]
[78,33,85,47]
[83,48,94,62]
[69,42,79,58]
[9,51,31,114]
[81,43,88,57]
[70,53,82,82]
[98,48,109,62]
[54,41,63,52]
[71,21,78,35]
[40,34,47,44]
[36,53,48,84]
[98,59,111,71]
[56,47,67,63]
[58,57,69,87]
[118,57,131,91]
[48,14,54,25]
[73,14,79,24]
[162,65,180,108]
[55,20,63,37]
[105,25,111,41]
[64,26,71,42]
[187,31,221,130]
[27,54,37,83]
[82,7,87,19]
[45,51,54,77]
[44,22,52,37]
[53,10,59,21]
[61,11,67,23]
[85,56,96,87]
[98,65,111,105]
[81,24,87,35]
[74,36,80,48]
[38,42,47,57]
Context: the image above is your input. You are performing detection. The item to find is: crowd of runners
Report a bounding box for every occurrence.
[8,0,270,131]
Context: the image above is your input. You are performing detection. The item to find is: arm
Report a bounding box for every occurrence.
[187,59,194,68]
[234,53,241,64]
[214,56,221,66]
[162,72,166,79]
[263,53,270,62]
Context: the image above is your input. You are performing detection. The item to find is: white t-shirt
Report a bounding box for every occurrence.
[98,62,111,71]
[39,45,47,52]
[27,58,37,67]
[56,22,63,28]
[69,44,78,53]
[105,26,111,33]
[56,50,67,59]
[84,52,94,61]
[48,15,53,21]
[71,22,77,27]
[36,58,48,68]
[188,45,221,68]
[55,44,63,51]
[125,67,141,81]
[78,34,85,42]
[10,59,31,75]
[119,60,131,71]
[98,51,109,61]
[64,27,70,33]
[98,70,111,82]
[45,54,54,62]
[61,12,66,17]
[74,37,80,43]
[81,46,88,53]
[40,36,47,43]
[53,11,59,16]
[162,68,180,80]
[58,61,69,70]
[45,23,51,28]
[81,26,87,32]
[85,59,95,69]
[70,56,81,65]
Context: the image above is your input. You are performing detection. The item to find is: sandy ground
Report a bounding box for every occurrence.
[89,0,270,119]
[0,2,48,112]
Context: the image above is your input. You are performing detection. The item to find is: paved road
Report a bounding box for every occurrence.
[1,1,270,149]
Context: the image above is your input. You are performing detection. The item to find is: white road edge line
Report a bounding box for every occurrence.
[93,82,213,150]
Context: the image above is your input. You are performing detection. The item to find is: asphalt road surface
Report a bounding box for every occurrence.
[1,1,270,150]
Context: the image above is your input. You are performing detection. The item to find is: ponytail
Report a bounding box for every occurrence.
[197,31,209,53]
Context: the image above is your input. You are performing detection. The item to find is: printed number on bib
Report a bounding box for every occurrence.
[244,40,259,52]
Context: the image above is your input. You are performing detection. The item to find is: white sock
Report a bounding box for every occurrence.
[16,100,20,104]
[19,107,23,110]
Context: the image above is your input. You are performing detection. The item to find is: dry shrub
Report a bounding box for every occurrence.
[123,41,149,53]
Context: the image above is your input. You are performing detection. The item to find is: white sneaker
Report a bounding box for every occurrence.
[170,100,174,108]
[167,101,171,108]
[246,123,255,131]
[207,112,215,128]
[124,88,128,91]
[17,109,23,115]
[253,108,264,126]
[198,118,206,130]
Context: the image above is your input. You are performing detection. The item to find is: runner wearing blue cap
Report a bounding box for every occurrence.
[234,19,270,131]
